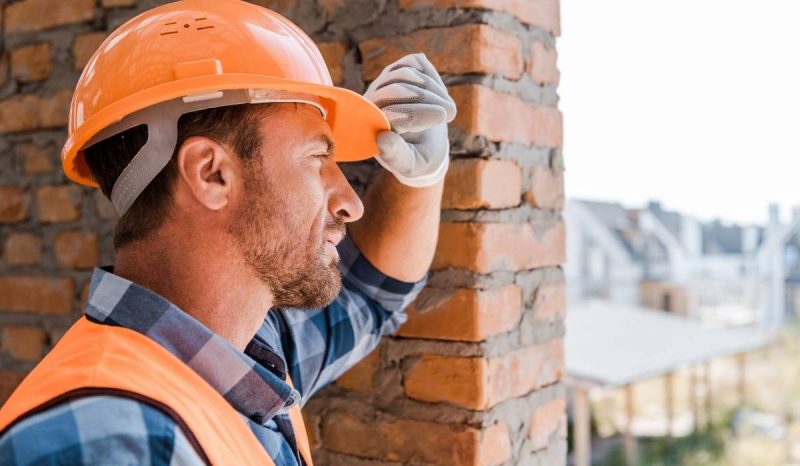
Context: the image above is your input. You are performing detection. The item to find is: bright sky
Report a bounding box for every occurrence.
[558,0,800,226]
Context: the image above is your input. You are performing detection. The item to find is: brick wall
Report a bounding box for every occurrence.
[0,0,566,464]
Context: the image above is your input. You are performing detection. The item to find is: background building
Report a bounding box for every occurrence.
[0,1,567,465]
[566,198,800,329]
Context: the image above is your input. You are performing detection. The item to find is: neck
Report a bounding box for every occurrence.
[113,226,273,351]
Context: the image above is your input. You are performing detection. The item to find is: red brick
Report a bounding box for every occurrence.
[37,185,82,223]
[432,221,566,273]
[0,276,74,314]
[335,347,380,393]
[0,186,28,223]
[525,166,564,209]
[360,24,522,81]
[322,412,480,465]
[398,0,561,36]
[450,85,563,148]
[486,340,563,406]
[479,422,512,466]
[398,285,522,341]
[72,32,106,70]
[317,41,347,86]
[532,282,565,321]
[20,142,54,174]
[0,371,25,403]
[529,41,559,85]
[5,233,42,266]
[10,43,51,82]
[529,398,567,450]
[0,91,72,134]
[443,159,520,210]
[404,340,564,409]
[0,95,41,133]
[405,355,486,409]
[54,231,98,269]
[1,325,46,362]
[39,90,72,128]
[5,0,95,33]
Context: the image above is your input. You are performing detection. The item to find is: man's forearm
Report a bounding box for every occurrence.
[348,169,443,283]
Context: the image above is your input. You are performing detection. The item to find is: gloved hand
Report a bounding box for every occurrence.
[363,53,457,188]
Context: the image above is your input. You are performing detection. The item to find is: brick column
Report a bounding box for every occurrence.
[305,1,568,465]
[0,1,566,464]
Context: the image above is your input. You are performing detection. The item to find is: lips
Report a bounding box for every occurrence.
[325,232,344,246]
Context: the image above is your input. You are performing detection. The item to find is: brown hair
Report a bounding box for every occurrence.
[84,104,271,250]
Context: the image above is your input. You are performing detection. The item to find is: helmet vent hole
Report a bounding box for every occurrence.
[161,21,179,35]
[194,17,214,31]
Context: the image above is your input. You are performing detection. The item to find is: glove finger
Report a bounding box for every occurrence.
[369,82,456,120]
[375,131,416,174]
[374,64,427,87]
[373,67,456,121]
[370,54,422,87]
[381,102,448,134]
[390,53,447,90]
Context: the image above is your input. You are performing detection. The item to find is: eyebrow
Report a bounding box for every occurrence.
[303,134,335,154]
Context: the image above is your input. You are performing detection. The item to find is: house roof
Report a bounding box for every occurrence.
[576,199,672,263]
[574,199,643,260]
[565,300,771,387]
[647,201,683,241]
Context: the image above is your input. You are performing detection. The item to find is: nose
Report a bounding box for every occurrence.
[325,161,364,223]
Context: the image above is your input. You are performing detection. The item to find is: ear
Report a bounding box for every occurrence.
[175,136,236,211]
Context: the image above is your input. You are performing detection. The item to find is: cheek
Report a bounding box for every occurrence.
[284,167,327,241]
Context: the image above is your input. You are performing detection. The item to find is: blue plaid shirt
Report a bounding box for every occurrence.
[0,235,425,465]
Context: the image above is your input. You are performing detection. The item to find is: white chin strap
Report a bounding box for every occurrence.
[83,89,327,216]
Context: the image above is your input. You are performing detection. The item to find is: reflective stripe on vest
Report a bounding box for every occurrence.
[0,316,314,466]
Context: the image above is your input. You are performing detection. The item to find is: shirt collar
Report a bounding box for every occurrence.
[85,266,299,425]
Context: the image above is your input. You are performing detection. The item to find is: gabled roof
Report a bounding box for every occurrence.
[571,199,644,261]
[647,201,683,242]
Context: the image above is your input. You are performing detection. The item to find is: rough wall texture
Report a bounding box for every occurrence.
[0,0,566,464]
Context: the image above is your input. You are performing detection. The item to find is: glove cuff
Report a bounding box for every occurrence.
[375,152,450,188]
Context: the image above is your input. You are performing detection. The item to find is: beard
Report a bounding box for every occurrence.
[228,169,344,309]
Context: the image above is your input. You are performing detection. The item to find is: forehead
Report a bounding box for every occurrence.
[257,103,332,149]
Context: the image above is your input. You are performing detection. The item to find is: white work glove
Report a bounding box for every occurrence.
[363,53,457,188]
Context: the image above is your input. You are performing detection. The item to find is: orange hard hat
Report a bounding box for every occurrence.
[61,0,389,191]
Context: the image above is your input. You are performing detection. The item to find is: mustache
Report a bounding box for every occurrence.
[324,217,346,239]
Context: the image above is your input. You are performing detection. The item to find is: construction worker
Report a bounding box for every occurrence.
[0,0,455,464]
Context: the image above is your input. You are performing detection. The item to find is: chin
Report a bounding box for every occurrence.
[272,260,342,310]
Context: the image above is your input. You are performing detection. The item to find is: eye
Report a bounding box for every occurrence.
[312,152,330,160]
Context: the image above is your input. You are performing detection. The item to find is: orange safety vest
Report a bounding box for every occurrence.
[0,316,313,466]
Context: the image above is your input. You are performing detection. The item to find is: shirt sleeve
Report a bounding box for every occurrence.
[256,234,427,404]
[0,395,205,466]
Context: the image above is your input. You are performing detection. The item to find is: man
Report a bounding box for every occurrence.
[0,1,455,465]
